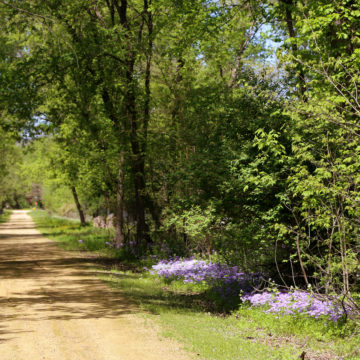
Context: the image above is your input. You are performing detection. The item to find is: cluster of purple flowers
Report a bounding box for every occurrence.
[242,290,345,321]
[151,258,245,284]
[150,258,354,319]
[150,258,260,304]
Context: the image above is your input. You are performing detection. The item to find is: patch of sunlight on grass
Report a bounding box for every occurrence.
[30,209,113,253]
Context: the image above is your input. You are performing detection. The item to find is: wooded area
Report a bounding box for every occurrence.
[0,0,359,308]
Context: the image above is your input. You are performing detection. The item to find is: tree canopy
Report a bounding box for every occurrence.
[0,0,359,299]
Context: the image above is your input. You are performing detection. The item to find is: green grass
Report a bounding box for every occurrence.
[0,209,11,223]
[30,210,360,360]
[30,209,114,254]
[101,271,360,360]
[101,272,296,359]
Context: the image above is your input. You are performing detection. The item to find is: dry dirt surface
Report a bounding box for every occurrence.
[0,210,193,360]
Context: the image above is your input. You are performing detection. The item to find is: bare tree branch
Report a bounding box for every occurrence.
[0,0,54,22]
[228,25,259,88]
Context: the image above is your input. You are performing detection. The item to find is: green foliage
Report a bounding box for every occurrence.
[0,131,30,208]
[162,204,217,253]
[269,0,360,294]
[0,0,359,301]
[0,210,11,223]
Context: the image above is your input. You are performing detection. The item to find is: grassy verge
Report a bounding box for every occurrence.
[30,210,360,360]
[0,209,11,223]
[30,209,114,253]
[102,271,360,360]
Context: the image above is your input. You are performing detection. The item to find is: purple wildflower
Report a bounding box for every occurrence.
[242,290,347,321]
[150,258,260,306]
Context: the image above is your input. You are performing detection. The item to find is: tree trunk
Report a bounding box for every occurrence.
[131,155,150,246]
[126,58,151,247]
[71,185,86,226]
[115,155,125,248]
[123,67,150,248]
[281,0,307,98]
[13,194,20,209]
[296,234,309,285]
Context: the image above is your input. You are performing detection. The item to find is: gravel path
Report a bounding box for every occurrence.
[0,210,192,360]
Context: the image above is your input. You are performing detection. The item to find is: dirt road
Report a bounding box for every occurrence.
[0,210,192,360]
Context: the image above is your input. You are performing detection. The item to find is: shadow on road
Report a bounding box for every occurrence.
[0,215,137,330]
